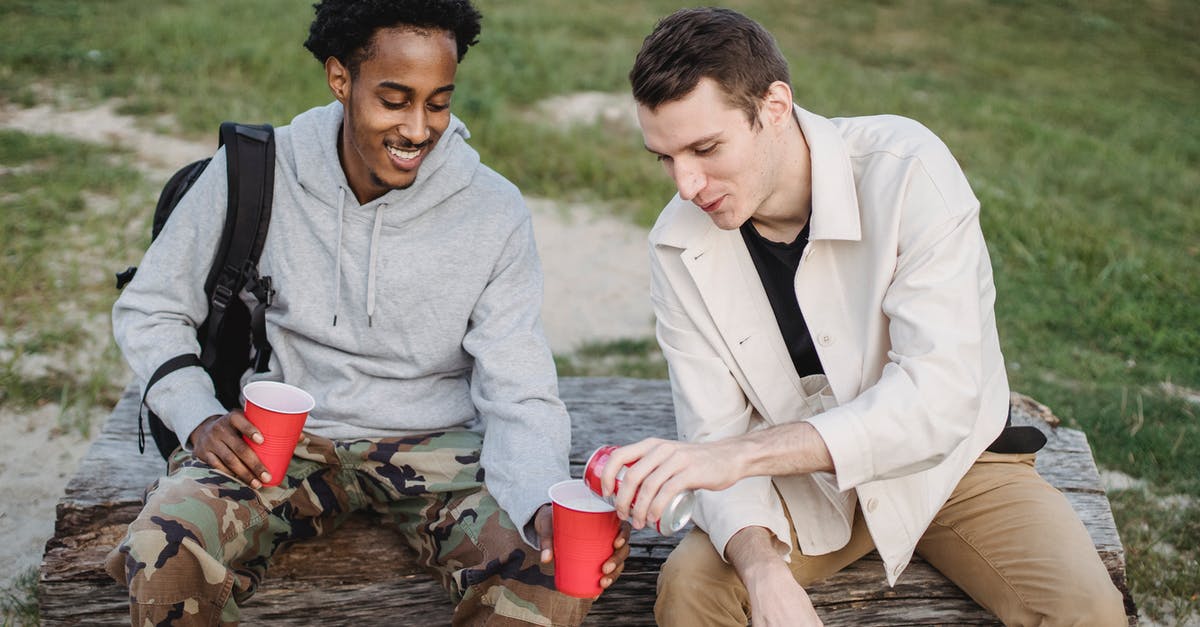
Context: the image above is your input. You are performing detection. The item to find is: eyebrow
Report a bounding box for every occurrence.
[377,81,456,96]
[645,132,722,156]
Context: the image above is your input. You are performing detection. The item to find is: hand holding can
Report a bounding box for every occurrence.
[584,444,694,535]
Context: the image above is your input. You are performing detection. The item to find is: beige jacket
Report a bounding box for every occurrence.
[647,106,1009,585]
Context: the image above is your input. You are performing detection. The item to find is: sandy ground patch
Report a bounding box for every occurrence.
[530,197,653,352]
[532,91,638,130]
[0,405,93,587]
[0,102,211,178]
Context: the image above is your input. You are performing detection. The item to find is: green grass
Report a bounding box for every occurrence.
[556,337,668,380]
[0,129,139,434]
[0,567,38,626]
[1110,488,1200,622]
[2,0,1197,620]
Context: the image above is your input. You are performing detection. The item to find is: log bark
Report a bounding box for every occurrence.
[39,377,1135,625]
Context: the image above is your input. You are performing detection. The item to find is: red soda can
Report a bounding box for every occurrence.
[583,445,694,535]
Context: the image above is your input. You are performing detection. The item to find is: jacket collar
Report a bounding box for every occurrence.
[647,105,866,422]
[650,105,861,250]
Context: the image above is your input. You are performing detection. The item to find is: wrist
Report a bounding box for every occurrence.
[721,438,757,483]
[739,422,834,477]
[186,413,222,449]
[740,555,791,591]
[726,526,786,580]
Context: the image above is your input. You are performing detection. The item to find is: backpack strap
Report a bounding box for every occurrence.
[136,122,275,458]
[246,272,275,372]
[199,122,275,372]
[137,353,203,454]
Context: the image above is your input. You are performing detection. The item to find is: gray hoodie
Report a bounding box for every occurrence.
[113,101,570,535]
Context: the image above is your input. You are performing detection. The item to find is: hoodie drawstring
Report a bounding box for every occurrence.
[330,188,386,327]
[332,187,345,326]
[366,202,386,327]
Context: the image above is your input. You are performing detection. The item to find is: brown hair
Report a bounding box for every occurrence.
[629,7,790,128]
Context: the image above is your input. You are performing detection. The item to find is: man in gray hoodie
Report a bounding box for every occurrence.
[105,1,626,625]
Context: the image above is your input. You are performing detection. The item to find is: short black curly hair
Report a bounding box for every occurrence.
[304,0,482,75]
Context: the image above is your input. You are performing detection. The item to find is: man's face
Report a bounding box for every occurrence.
[637,78,779,231]
[330,27,458,203]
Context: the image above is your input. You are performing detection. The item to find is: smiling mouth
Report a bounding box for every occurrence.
[387,144,422,161]
[698,197,724,213]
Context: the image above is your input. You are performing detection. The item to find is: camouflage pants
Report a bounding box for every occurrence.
[105,430,590,626]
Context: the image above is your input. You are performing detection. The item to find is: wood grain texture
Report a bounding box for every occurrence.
[39,378,1135,625]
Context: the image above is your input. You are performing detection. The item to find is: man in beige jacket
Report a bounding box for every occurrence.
[598,7,1125,626]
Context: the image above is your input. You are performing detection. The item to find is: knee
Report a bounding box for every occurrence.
[1046,576,1127,627]
[106,518,237,627]
[111,514,210,587]
[112,468,253,586]
[1010,572,1127,627]
[658,531,739,590]
[655,533,747,626]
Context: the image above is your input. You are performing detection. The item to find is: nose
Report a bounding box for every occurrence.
[398,108,430,145]
[673,161,706,202]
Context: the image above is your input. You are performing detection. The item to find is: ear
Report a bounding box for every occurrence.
[326,56,351,103]
[759,80,794,128]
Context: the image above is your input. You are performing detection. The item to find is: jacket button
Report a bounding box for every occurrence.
[818,333,834,346]
[865,498,878,512]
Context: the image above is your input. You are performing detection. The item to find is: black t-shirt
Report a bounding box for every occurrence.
[739,219,825,378]
[739,220,1042,453]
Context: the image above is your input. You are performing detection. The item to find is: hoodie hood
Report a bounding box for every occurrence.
[285,100,480,222]
[278,101,481,325]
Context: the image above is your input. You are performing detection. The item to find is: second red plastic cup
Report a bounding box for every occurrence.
[242,381,314,487]
[549,479,620,598]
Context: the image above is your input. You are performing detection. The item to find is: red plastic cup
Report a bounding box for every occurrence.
[241,381,314,487]
[548,479,620,598]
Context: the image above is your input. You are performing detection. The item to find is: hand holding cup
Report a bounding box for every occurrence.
[240,381,314,487]
[548,479,622,598]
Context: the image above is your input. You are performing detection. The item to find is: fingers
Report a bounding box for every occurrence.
[644,474,691,530]
[607,438,669,522]
[194,412,270,488]
[628,452,677,526]
[210,438,264,489]
[600,523,632,589]
[534,504,555,564]
[228,409,264,445]
[600,438,660,496]
[617,442,685,528]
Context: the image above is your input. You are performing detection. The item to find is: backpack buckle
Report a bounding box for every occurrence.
[211,284,234,312]
[115,266,137,289]
[259,275,274,307]
[244,263,274,308]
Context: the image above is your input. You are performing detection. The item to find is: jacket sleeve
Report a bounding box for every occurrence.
[464,213,571,545]
[805,157,1004,491]
[112,148,230,448]
[649,244,792,562]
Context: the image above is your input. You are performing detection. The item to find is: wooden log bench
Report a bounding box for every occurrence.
[39,377,1137,625]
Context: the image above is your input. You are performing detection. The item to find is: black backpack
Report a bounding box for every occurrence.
[115,122,277,460]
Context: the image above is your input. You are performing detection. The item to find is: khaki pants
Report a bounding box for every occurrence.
[655,452,1126,626]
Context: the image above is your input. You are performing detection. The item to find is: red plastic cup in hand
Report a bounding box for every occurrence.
[548,479,620,598]
[241,381,314,487]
